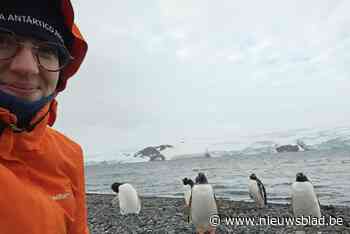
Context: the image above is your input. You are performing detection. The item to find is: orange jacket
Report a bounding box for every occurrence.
[0,101,90,234]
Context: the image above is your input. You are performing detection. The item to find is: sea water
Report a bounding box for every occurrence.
[85,148,350,206]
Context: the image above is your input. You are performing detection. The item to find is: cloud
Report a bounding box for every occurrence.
[60,0,350,157]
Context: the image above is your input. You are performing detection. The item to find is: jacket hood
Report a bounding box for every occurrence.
[57,0,88,93]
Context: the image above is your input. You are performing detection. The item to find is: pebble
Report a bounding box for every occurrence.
[87,193,350,234]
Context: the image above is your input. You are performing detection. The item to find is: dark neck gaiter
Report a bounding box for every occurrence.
[0,90,54,128]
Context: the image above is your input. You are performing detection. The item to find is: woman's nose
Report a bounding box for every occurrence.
[9,46,40,76]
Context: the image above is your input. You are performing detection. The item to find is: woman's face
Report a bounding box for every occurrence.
[0,39,59,102]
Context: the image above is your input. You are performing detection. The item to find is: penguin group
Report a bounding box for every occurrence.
[247,172,321,219]
[110,171,321,233]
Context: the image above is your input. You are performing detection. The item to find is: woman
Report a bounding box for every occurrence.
[0,1,89,233]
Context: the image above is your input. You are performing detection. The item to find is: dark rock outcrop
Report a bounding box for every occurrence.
[204,150,211,158]
[275,140,310,153]
[134,145,173,161]
[275,144,299,153]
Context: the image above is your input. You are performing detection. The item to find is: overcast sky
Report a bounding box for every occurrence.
[55,0,350,158]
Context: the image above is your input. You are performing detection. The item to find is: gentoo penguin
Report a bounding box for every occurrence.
[291,172,321,218]
[248,173,267,208]
[182,177,195,223]
[111,182,141,215]
[190,172,218,234]
[182,177,194,206]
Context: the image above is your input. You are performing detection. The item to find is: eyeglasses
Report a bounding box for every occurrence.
[0,27,73,72]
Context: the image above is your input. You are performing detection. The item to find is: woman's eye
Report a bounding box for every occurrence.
[37,45,59,59]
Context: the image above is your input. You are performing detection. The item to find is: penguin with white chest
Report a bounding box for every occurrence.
[182,177,194,223]
[182,177,194,207]
[248,173,267,208]
[189,172,218,234]
[291,172,321,218]
[111,182,141,215]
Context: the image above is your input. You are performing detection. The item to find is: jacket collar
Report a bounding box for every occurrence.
[0,99,58,157]
[0,98,57,127]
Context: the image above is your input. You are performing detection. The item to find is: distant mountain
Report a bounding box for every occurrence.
[85,126,350,165]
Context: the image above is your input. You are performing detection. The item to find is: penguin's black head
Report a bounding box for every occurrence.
[195,172,208,184]
[182,177,194,188]
[249,173,257,180]
[111,182,124,193]
[296,172,309,182]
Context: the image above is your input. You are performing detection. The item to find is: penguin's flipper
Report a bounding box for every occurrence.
[257,178,267,205]
[213,193,217,207]
[261,183,267,205]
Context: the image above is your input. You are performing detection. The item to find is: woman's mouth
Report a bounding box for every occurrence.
[0,82,39,98]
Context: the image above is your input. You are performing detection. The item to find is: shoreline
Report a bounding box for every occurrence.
[87,193,350,234]
[86,192,349,208]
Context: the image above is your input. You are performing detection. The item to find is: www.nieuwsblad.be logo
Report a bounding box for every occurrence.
[209,214,344,227]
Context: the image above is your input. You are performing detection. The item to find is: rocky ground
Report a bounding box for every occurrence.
[87,193,350,234]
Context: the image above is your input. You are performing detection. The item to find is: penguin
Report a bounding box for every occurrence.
[248,173,267,208]
[291,172,321,218]
[182,177,195,223]
[111,182,141,215]
[182,177,194,206]
[190,172,218,234]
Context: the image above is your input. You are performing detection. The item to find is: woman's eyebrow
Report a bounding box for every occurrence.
[15,34,44,44]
